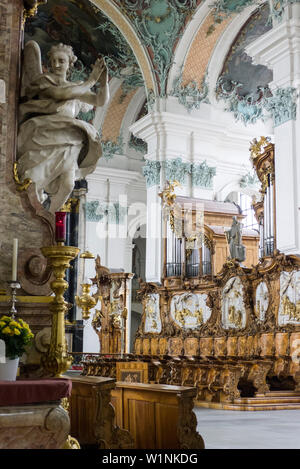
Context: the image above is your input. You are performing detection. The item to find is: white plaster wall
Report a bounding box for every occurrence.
[246,4,300,255]
[82,166,146,352]
[130,105,272,196]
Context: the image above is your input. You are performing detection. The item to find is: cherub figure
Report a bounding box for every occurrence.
[17,41,109,213]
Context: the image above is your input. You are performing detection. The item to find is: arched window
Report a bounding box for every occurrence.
[225,191,259,232]
[238,193,259,232]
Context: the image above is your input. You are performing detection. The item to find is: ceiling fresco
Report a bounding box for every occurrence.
[219,3,272,97]
[24,0,293,133]
[24,0,143,98]
[208,0,256,34]
[216,3,277,125]
[112,0,201,96]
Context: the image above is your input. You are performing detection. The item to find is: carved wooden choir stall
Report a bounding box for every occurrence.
[91,256,133,355]
[81,140,300,411]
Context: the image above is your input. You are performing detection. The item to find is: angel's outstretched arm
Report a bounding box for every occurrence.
[40,76,99,101]
[40,58,107,102]
[79,70,110,107]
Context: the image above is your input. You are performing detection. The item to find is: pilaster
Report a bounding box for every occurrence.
[246,3,300,255]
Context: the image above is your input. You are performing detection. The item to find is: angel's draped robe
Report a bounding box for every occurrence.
[17,74,102,210]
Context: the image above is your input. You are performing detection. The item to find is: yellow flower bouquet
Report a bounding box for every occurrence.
[0,315,34,359]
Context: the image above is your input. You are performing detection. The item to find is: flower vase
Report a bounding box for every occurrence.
[0,357,19,381]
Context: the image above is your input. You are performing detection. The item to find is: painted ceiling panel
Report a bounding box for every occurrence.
[215,3,275,125]
[219,3,272,97]
[102,86,137,141]
[24,0,143,96]
[183,12,233,88]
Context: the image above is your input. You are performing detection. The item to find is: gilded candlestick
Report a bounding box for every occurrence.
[75,283,97,320]
[40,244,80,377]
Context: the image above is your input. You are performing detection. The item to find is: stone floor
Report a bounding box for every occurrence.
[194,407,300,449]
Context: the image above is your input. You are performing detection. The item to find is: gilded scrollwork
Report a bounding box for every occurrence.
[23,0,47,27]
[250,141,274,196]
[13,162,32,192]
[249,136,271,161]
[158,180,181,209]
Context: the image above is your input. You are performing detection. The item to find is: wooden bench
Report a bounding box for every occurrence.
[111,381,205,449]
[68,375,133,449]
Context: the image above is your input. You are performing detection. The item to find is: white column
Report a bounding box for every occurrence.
[144,185,162,282]
[246,3,300,255]
[124,242,134,352]
[0,79,5,103]
[73,184,88,320]
[83,168,143,353]
[86,167,142,269]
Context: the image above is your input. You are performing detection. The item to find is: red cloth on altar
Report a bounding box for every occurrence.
[0,378,72,406]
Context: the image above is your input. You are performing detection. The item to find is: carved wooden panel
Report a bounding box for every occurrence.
[290,332,300,361]
[184,338,199,356]
[214,337,226,357]
[150,337,159,355]
[169,338,183,355]
[260,333,274,357]
[142,338,151,355]
[199,337,213,357]
[275,332,289,356]
[246,336,254,357]
[69,376,133,449]
[253,334,260,356]
[215,245,228,276]
[110,394,122,428]
[159,338,168,355]
[111,382,204,449]
[116,362,149,383]
[70,382,98,445]
[237,336,247,358]
[131,253,300,405]
[134,338,142,354]
[227,337,238,357]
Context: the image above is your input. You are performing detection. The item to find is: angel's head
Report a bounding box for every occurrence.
[48,43,77,79]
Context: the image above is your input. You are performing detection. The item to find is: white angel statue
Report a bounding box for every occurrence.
[17,41,109,213]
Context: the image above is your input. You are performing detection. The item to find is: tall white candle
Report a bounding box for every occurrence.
[12,238,18,281]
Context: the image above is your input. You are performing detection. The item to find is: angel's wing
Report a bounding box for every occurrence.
[20,40,43,97]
